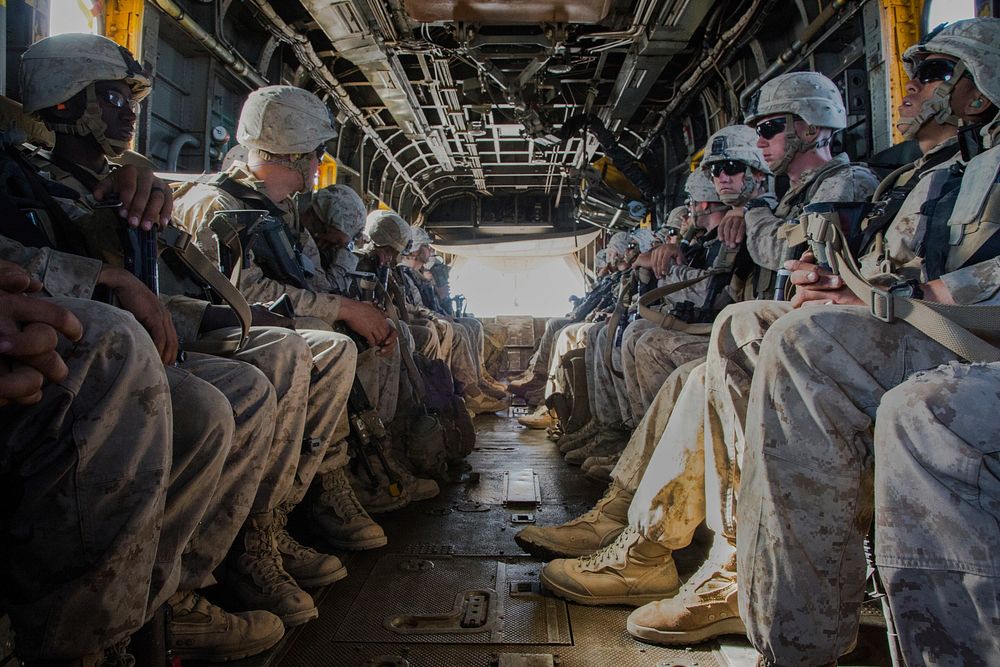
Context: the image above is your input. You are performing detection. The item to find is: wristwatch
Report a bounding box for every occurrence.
[743,198,771,212]
[888,279,924,300]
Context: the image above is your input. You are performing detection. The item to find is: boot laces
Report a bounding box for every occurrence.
[575,485,619,523]
[102,637,136,667]
[274,508,322,560]
[323,468,366,520]
[244,521,297,590]
[579,525,635,569]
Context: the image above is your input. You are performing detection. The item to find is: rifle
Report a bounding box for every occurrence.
[209,209,309,288]
[346,378,403,499]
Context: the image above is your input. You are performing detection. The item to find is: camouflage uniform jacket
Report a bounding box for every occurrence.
[23,149,218,344]
[860,137,1000,305]
[745,153,880,270]
[172,162,343,325]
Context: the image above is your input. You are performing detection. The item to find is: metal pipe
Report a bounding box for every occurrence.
[0,0,6,96]
[640,0,769,154]
[148,0,267,87]
[243,0,429,205]
[738,0,851,110]
[166,133,201,171]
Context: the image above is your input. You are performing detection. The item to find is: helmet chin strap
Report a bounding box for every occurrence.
[770,113,832,175]
[718,166,758,205]
[899,61,967,141]
[45,85,129,157]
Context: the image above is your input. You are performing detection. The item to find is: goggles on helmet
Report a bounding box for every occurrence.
[709,160,746,178]
[912,58,962,84]
[97,88,140,114]
[754,117,787,140]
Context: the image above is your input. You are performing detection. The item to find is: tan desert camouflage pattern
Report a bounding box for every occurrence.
[875,361,1000,666]
[621,318,709,419]
[611,358,703,494]
[0,299,224,660]
[737,305,957,665]
[169,351,276,591]
[544,321,593,396]
[744,153,879,271]
[172,163,344,325]
[526,315,574,381]
[236,85,336,155]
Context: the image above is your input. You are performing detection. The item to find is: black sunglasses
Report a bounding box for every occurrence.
[913,58,959,84]
[98,88,139,114]
[709,160,746,178]
[755,117,787,140]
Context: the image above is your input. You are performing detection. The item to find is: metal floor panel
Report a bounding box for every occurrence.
[190,413,890,667]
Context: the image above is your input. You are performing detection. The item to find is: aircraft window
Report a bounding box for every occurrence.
[925,0,976,31]
[49,2,98,35]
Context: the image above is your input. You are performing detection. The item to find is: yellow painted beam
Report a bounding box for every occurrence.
[881,0,925,144]
[103,0,144,57]
[316,154,338,189]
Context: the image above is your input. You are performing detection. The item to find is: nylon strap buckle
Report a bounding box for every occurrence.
[870,287,895,323]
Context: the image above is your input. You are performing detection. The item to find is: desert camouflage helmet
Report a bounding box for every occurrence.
[406,226,433,254]
[238,85,337,155]
[701,125,772,174]
[606,231,630,262]
[743,72,846,174]
[595,248,609,269]
[310,184,367,240]
[664,205,689,230]
[629,228,657,253]
[899,18,1000,139]
[744,72,847,129]
[684,168,724,204]
[701,124,772,205]
[365,210,411,254]
[20,33,151,157]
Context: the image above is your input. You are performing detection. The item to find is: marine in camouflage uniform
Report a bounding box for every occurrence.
[14,34,293,659]
[874,361,1000,665]
[393,221,506,414]
[536,72,881,642]
[0,279,229,664]
[519,129,771,558]
[738,19,1000,665]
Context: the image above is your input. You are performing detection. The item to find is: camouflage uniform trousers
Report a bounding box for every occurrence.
[544,321,594,397]
[583,322,621,428]
[736,305,960,666]
[0,299,228,661]
[415,317,479,395]
[610,358,703,495]
[524,316,574,378]
[626,300,793,554]
[591,322,631,426]
[875,361,1000,666]
[192,324,357,509]
[621,318,709,419]
[454,316,486,379]
[173,350,276,591]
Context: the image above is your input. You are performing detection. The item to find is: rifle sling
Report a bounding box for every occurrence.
[159,225,252,354]
[810,216,1000,363]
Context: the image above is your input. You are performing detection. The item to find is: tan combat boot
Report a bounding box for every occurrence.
[348,454,411,514]
[626,548,745,645]
[564,430,628,466]
[540,525,679,606]
[518,405,554,430]
[583,454,619,483]
[274,505,348,586]
[479,372,509,400]
[465,390,509,415]
[312,466,389,549]
[167,590,284,661]
[515,483,632,559]
[228,513,319,627]
[557,418,601,453]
